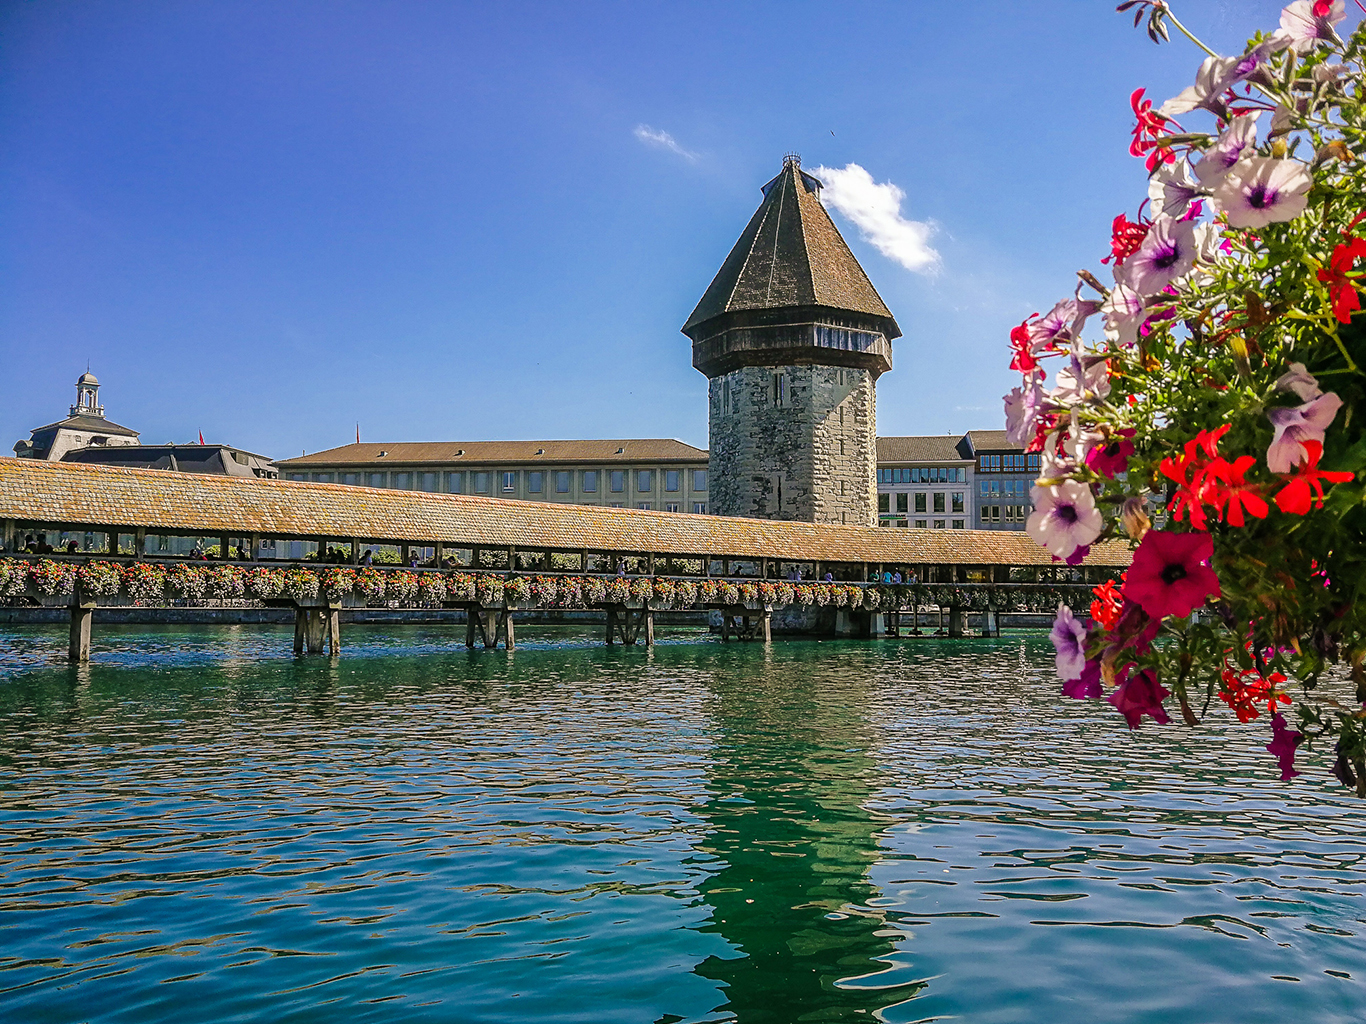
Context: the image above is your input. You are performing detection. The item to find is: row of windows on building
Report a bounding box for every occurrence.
[285,468,707,496]
[977,453,1038,473]
[877,466,968,485]
[980,478,1030,497]
[980,504,1029,523]
[879,491,967,515]
[881,519,968,530]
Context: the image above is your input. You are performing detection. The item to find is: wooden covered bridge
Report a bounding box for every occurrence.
[0,460,1130,660]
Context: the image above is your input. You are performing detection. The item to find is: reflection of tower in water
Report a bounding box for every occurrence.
[692,650,924,1022]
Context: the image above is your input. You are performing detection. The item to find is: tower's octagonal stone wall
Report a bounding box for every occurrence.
[708,365,876,526]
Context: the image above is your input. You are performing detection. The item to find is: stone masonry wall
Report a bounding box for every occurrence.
[708,364,877,526]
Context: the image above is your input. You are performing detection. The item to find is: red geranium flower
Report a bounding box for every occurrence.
[1272,440,1355,515]
[1203,454,1269,527]
[1009,315,1040,374]
[1123,530,1221,620]
[1102,213,1150,266]
[1089,578,1124,631]
[1317,235,1366,323]
[1129,88,1174,172]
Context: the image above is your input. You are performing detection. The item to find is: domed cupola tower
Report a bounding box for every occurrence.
[682,154,901,526]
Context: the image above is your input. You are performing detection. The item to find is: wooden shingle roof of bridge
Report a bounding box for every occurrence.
[0,460,1131,567]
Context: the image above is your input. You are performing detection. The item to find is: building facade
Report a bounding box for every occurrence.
[13,372,141,461]
[681,155,901,527]
[874,436,975,530]
[961,430,1039,531]
[274,439,710,513]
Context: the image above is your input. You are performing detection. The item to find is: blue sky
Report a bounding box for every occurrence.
[0,0,1305,459]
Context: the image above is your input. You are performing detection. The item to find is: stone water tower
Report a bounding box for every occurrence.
[682,155,901,526]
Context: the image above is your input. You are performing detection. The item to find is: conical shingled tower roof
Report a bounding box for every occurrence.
[683,156,899,336]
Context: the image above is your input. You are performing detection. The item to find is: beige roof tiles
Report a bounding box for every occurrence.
[0,459,1132,568]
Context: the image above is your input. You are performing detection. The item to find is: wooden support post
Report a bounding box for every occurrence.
[644,608,655,647]
[400,543,410,565]
[720,614,729,642]
[507,546,516,571]
[69,603,93,663]
[220,535,230,560]
[647,552,655,575]
[544,549,553,572]
[249,533,260,561]
[327,606,341,655]
[761,558,769,579]
[703,556,712,578]
[351,538,360,565]
[466,608,477,649]
[135,528,146,557]
[761,608,772,643]
[294,607,306,655]
[948,606,964,638]
[434,542,444,568]
[605,607,616,646]
[2,518,14,554]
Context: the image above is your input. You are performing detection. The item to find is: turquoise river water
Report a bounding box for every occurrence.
[0,624,1363,1023]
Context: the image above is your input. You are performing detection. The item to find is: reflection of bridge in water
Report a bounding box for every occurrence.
[0,460,1127,661]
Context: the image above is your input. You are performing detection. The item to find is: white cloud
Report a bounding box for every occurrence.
[633,125,698,162]
[811,163,939,274]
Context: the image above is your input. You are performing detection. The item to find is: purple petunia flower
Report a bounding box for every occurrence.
[1274,0,1345,53]
[1159,44,1276,118]
[1101,283,1147,347]
[1265,712,1303,781]
[1063,658,1103,699]
[1004,377,1045,446]
[1265,391,1343,473]
[1026,482,1104,560]
[1108,667,1171,729]
[1212,157,1312,229]
[1050,602,1088,681]
[1194,113,1259,187]
[1274,362,1322,403]
[1148,162,1202,218]
[1029,299,1079,350]
[1118,216,1196,295]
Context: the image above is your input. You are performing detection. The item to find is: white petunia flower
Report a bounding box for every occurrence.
[1211,157,1312,229]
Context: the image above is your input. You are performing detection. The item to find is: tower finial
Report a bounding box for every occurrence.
[783,152,801,169]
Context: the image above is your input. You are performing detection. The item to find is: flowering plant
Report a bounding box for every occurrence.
[204,565,246,600]
[320,567,356,601]
[445,571,476,602]
[29,559,76,597]
[475,574,504,605]
[166,563,207,601]
[356,567,387,603]
[1020,0,1366,789]
[652,578,676,608]
[245,566,283,600]
[582,576,607,604]
[698,579,719,603]
[738,582,759,604]
[76,561,123,598]
[504,575,531,604]
[629,577,655,603]
[605,577,631,603]
[279,568,319,601]
[0,559,28,599]
[388,570,420,604]
[674,580,698,607]
[718,582,741,605]
[416,572,448,605]
[528,575,559,606]
[122,562,167,603]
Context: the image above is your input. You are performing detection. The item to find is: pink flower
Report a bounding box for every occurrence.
[1118,216,1197,295]
[1265,391,1343,473]
[1194,113,1259,187]
[1101,284,1147,347]
[1274,0,1345,52]
[1212,157,1312,229]
[1147,162,1202,219]
[1265,712,1303,780]
[1026,482,1104,560]
[1123,530,1221,620]
[1274,362,1322,403]
[1029,299,1079,350]
[1004,378,1045,446]
[1050,602,1088,681]
[1063,658,1103,700]
[1108,667,1171,729]
[1086,430,1136,478]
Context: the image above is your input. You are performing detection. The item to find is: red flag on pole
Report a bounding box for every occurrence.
[198,430,204,445]
[356,423,360,444]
